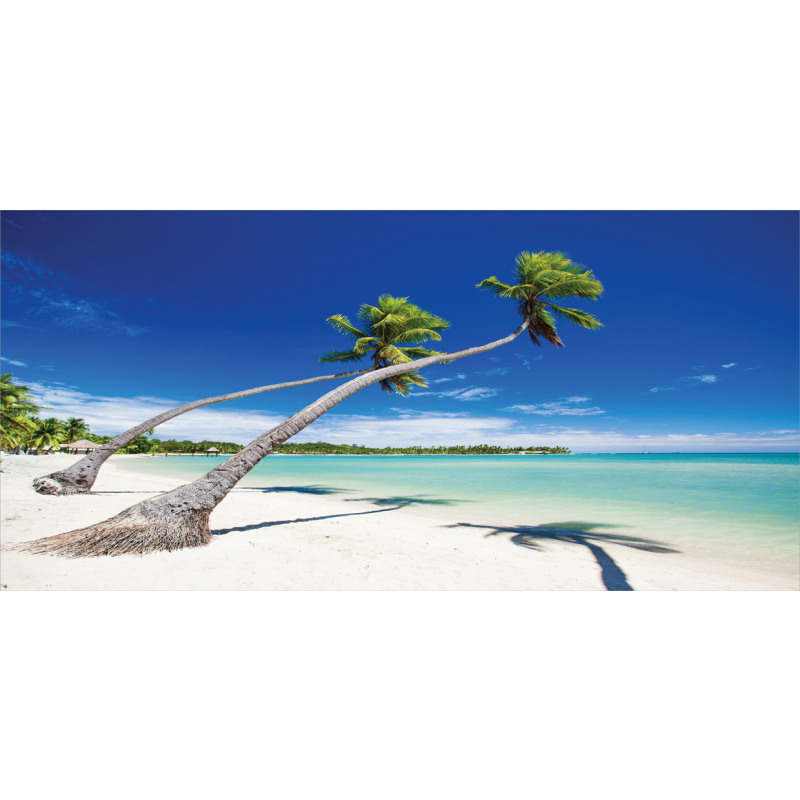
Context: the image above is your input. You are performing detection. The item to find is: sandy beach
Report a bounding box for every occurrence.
[0,453,796,590]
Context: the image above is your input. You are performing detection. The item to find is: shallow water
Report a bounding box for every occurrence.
[119,453,800,575]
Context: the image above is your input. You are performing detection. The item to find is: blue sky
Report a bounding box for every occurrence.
[1,210,797,452]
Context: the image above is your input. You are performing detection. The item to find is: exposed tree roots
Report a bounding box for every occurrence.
[32,474,92,495]
[12,505,213,558]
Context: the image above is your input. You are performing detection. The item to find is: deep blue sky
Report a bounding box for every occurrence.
[2,211,797,451]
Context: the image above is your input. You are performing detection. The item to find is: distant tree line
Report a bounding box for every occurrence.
[274,442,571,455]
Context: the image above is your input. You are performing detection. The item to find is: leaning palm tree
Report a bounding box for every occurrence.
[1,373,42,450]
[17,258,603,558]
[33,298,447,495]
[320,295,449,395]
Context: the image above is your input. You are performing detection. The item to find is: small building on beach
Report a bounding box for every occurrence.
[62,439,98,454]
[205,447,221,456]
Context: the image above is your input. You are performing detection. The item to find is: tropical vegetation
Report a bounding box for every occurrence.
[275,442,571,454]
[1,373,42,450]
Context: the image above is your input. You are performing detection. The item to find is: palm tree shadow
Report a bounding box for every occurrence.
[212,504,400,536]
[212,494,462,537]
[447,521,679,591]
[236,485,347,495]
[344,494,464,507]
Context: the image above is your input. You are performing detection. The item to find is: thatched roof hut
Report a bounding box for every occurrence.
[205,446,221,456]
[65,439,98,454]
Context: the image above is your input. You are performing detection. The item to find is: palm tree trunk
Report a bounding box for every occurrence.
[18,320,529,557]
[32,367,373,495]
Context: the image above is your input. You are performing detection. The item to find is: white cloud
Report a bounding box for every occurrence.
[722,363,737,368]
[412,385,501,401]
[23,381,800,452]
[514,353,543,369]
[1,356,28,367]
[506,397,605,416]
[429,373,467,384]
[648,372,719,393]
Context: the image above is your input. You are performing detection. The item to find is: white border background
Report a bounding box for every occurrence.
[2,2,798,798]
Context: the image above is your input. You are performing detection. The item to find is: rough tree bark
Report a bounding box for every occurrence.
[18,320,530,557]
[32,367,372,496]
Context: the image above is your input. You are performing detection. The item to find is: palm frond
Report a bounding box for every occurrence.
[546,304,603,330]
[396,346,442,359]
[318,348,368,364]
[326,314,367,340]
[477,276,516,297]
[533,271,603,300]
[377,344,413,363]
[395,327,443,343]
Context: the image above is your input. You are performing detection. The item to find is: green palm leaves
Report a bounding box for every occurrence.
[320,295,450,395]
[64,417,89,441]
[478,251,603,347]
[28,418,68,451]
[1,373,42,448]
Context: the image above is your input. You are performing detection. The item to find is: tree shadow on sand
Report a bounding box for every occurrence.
[344,494,464,507]
[236,484,347,495]
[212,494,460,536]
[446,521,679,591]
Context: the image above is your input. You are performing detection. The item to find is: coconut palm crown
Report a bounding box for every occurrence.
[477,251,603,346]
[319,295,450,395]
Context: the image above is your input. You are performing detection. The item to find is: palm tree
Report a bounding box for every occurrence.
[320,295,449,395]
[18,259,603,558]
[1,373,42,450]
[27,417,67,453]
[64,417,89,442]
[477,251,603,345]
[34,297,446,495]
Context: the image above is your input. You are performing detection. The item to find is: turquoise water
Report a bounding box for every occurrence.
[119,453,800,575]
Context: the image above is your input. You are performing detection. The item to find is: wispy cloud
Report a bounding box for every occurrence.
[2,217,27,230]
[0,356,28,367]
[412,385,501,402]
[514,353,543,369]
[721,362,737,369]
[28,291,147,336]
[648,373,719,393]
[506,396,606,416]
[2,251,147,337]
[430,373,467,384]
[478,367,511,377]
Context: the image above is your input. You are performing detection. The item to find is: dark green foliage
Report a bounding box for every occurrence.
[320,295,450,395]
[478,251,603,348]
[274,441,572,455]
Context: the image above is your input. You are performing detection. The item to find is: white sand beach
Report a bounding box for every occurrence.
[0,453,796,590]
